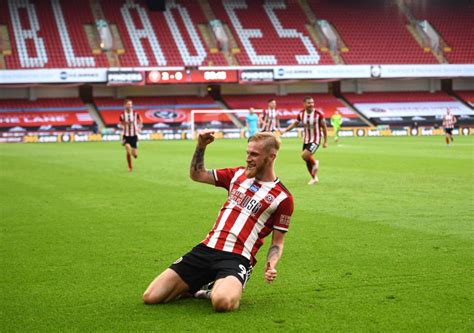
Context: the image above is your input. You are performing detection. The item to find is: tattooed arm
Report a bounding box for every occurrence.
[264,230,286,283]
[189,130,216,185]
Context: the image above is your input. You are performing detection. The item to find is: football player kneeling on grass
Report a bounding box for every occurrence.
[143,131,294,312]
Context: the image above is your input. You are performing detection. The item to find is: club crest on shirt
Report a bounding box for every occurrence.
[249,184,260,193]
[264,194,275,203]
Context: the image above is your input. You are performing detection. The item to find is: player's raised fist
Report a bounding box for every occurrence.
[197,130,215,148]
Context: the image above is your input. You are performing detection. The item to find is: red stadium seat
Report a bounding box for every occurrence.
[95,96,222,128]
[208,0,333,65]
[307,0,438,64]
[405,0,474,64]
[0,98,93,130]
[344,91,455,103]
[0,0,470,68]
[223,93,360,122]
[456,91,474,107]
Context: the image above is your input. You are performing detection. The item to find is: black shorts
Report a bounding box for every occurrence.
[122,135,138,149]
[302,142,319,154]
[445,128,453,135]
[170,243,253,293]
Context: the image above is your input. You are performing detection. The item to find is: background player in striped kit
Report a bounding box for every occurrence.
[260,98,281,132]
[143,131,294,312]
[442,108,457,146]
[281,96,328,185]
[119,99,142,172]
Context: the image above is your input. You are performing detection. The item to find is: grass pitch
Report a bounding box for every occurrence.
[1,136,473,332]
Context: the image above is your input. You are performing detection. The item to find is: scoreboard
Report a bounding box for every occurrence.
[146,70,238,84]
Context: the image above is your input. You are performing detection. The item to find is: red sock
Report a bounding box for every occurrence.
[127,154,132,170]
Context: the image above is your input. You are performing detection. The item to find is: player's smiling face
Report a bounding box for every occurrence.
[304,98,314,112]
[245,141,270,179]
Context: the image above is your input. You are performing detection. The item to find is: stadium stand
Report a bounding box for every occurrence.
[405,0,474,64]
[344,91,454,103]
[223,93,367,126]
[164,0,228,67]
[0,98,94,132]
[0,0,109,68]
[1,0,333,69]
[95,95,223,130]
[307,0,438,64]
[100,0,227,67]
[456,91,474,108]
[2,0,472,69]
[344,91,473,126]
[208,0,332,65]
[53,0,109,68]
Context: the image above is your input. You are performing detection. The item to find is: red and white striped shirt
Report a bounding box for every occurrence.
[443,114,456,129]
[262,108,279,132]
[202,167,294,265]
[297,109,325,144]
[120,110,141,136]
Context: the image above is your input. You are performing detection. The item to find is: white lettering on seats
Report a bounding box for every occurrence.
[8,0,48,68]
[163,0,206,66]
[121,0,166,66]
[223,0,276,65]
[263,1,319,64]
[51,0,95,67]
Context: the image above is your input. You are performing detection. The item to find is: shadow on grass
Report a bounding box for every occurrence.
[140,298,217,315]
